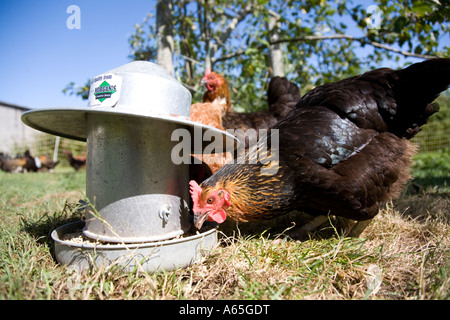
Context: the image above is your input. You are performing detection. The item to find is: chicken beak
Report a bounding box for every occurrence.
[200,78,208,85]
[193,211,209,230]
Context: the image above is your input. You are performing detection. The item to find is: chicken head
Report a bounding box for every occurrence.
[201,69,223,92]
[189,180,230,229]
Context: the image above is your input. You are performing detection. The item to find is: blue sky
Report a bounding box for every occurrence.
[0,0,155,109]
[0,1,448,110]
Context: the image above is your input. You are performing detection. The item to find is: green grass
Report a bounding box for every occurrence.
[0,161,449,300]
[410,150,450,191]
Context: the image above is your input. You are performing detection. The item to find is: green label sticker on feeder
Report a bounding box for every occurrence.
[89,73,122,108]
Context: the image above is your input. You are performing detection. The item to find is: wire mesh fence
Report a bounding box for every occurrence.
[2,117,448,170]
[411,117,450,153]
[1,134,86,169]
[2,92,449,170]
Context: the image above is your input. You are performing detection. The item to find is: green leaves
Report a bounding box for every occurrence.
[411,0,434,17]
[65,0,448,111]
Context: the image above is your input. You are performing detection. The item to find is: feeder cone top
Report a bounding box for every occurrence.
[21,61,238,153]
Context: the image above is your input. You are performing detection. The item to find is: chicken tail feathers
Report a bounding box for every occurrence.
[267,76,301,118]
[389,58,450,138]
[295,58,450,139]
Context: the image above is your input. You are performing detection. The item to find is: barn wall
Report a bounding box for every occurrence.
[0,102,44,154]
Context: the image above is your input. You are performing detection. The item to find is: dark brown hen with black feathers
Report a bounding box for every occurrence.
[222,76,301,148]
[222,75,301,128]
[190,58,450,232]
[63,150,86,171]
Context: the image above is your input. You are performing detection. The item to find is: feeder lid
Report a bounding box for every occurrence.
[21,61,238,153]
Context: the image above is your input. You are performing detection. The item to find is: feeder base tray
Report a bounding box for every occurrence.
[52,221,217,273]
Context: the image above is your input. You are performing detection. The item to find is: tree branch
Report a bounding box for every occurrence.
[177,52,205,66]
[210,32,440,67]
[211,48,245,64]
[218,3,254,46]
[269,34,439,60]
[368,40,437,59]
[207,3,255,68]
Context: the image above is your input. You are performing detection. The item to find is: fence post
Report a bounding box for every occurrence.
[53,136,60,162]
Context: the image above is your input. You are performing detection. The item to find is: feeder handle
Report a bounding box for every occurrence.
[159,204,172,224]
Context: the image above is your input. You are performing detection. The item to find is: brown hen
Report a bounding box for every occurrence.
[190,58,450,238]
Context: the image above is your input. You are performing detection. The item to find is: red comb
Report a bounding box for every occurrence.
[189,180,202,203]
[204,68,212,75]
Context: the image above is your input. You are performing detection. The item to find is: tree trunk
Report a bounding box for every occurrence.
[267,12,284,77]
[201,0,213,71]
[156,0,174,76]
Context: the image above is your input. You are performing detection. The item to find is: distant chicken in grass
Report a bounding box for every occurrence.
[63,150,86,171]
[0,150,45,173]
[0,152,27,173]
[190,58,450,238]
[35,154,59,172]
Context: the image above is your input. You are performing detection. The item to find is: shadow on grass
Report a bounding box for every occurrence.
[20,201,84,257]
[218,176,450,242]
[216,210,361,242]
[393,176,449,223]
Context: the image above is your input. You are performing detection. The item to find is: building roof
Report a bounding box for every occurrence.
[0,100,30,111]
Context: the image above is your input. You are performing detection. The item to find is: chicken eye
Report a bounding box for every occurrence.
[207,197,214,204]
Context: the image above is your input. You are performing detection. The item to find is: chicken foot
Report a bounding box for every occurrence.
[288,215,372,240]
[288,215,329,240]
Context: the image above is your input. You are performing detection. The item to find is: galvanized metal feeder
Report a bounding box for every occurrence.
[22,61,238,272]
